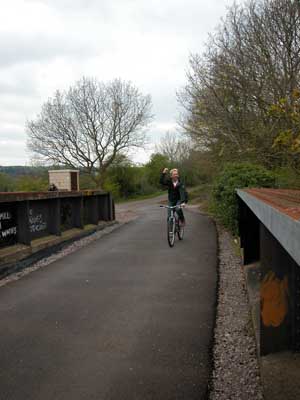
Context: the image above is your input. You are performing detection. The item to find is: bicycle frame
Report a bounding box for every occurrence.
[160,204,181,222]
[159,205,184,247]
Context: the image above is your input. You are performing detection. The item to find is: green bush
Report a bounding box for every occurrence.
[0,173,14,192]
[15,175,48,192]
[106,163,143,198]
[211,163,276,234]
[102,180,121,199]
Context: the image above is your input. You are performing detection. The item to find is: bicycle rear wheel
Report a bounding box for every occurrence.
[167,218,175,247]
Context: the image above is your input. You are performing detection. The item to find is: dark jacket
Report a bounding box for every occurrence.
[159,173,186,204]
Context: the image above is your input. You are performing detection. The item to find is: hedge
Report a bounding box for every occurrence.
[211,163,276,234]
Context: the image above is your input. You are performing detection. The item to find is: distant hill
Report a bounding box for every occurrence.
[0,166,61,177]
[0,166,71,192]
[0,166,97,192]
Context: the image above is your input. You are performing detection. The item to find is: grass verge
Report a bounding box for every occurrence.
[188,183,213,213]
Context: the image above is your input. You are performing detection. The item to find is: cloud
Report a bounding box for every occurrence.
[0,32,95,69]
[0,139,28,166]
[0,0,238,166]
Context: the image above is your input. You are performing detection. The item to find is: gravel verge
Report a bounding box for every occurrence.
[209,226,263,400]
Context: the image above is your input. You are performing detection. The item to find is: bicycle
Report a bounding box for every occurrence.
[159,204,184,247]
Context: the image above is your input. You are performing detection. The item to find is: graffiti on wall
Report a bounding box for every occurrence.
[261,271,289,328]
[0,209,17,248]
[0,211,17,237]
[29,209,47,234]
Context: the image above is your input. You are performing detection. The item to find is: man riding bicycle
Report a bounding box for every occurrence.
[160,168,186,225]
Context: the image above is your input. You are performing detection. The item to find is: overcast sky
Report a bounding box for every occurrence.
[0,0,237,166]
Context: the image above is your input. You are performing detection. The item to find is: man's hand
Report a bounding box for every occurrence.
[162,168,169,174]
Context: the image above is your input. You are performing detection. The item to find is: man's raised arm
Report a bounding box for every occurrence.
[160,168,170,186]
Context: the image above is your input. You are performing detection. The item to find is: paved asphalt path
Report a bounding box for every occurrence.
[0,197,217,400]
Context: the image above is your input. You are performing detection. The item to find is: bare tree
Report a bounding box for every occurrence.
[155,131,192,164]
[27,77,153,186]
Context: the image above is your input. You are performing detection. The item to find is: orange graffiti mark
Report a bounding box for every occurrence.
[261,271,289,328]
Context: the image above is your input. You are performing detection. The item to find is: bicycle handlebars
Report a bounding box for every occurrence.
[159,205,184,209]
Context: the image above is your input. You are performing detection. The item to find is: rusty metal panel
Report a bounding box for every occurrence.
[237,189,300,266]
[0,191,111,248]
[60,197,83,231]
[98,194,109,221]
[83,197,98,225]
[243,188,300,220]
[48,198,61,236]
[73,197,83,229]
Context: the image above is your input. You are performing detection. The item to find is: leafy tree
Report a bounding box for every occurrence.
[269,89,300,172]
[179,0,300,169]
[106,160,142,198]
[144,153,171,188]
[79,173,98,190]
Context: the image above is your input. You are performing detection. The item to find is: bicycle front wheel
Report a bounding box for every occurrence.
[178,224,184,240]
[167,218,175,247]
